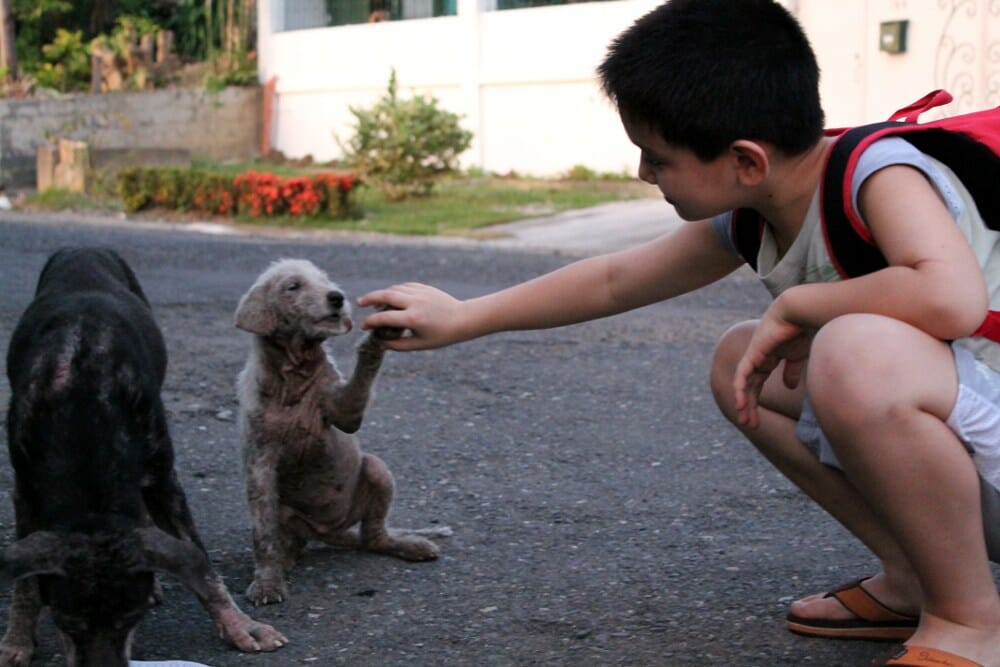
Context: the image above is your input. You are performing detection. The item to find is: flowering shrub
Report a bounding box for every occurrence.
[117,167,358,219]
[338,69,471,201]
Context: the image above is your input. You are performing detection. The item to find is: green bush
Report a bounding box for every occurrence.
[338,69,473,201]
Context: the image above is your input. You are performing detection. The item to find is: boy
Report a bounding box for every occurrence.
[358,1,1000,664]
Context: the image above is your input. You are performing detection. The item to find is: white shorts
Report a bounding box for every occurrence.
[796,342,1000,562]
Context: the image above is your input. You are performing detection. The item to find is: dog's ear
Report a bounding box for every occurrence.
[2,531,69,581]
[235,284,278,335]
[133,527,215,599]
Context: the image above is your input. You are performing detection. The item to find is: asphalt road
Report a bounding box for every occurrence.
[0,213,916,666]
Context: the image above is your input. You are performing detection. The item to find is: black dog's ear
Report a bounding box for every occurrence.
[235,284,277,335]
[2,531,69,581]
[134,527,214,600]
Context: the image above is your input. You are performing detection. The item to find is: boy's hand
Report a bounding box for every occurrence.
[358,283,468,351]
[733,307,811,430]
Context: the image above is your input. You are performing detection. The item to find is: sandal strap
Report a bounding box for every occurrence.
[827,577,915,623]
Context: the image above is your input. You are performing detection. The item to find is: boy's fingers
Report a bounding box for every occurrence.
[782,358,803,389]
[362,308,410,331]
[358,288,406,309]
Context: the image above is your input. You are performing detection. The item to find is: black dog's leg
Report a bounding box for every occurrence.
[142,444,287,652]
[0,493,43,667]
[0,578,42,667]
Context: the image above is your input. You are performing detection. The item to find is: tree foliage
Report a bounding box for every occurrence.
[6,0,256,92]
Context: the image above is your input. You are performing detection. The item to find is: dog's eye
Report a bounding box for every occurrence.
[286,281,301,292]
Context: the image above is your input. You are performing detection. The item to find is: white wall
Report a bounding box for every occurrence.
[258,0,999,176]
[802,0,1000,125]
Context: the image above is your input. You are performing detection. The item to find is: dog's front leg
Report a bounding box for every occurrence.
[142,448,286,650]
[245,449,288,606]
[325,333,385,434]
[0,494,43,667]
[0,577,41,667]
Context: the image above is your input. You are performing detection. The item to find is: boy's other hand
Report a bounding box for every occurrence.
[733,310,811,429]
[358,283,467,351]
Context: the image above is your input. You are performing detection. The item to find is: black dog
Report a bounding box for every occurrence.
[1,247,286,666]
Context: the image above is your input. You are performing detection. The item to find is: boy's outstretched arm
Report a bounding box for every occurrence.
[734,164,989,428]
[359,219,743,351]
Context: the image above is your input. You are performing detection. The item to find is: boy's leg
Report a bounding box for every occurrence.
[808,314,1000,663]
[711,321,920,618]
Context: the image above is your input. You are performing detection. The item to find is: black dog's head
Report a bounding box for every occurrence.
[2,526,214,666]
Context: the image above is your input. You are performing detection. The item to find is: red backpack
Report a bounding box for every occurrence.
[730,89,1000,340]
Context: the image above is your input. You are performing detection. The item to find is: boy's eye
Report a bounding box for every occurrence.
[641,151,665,167]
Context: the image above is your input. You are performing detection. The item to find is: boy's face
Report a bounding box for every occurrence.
[622,115,740,221]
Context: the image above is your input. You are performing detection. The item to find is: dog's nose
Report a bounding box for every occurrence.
[327,291,345,309]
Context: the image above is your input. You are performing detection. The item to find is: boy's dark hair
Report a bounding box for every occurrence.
[598,0,824,161]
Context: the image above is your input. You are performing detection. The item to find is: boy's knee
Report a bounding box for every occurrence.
[808,314,890,413]
[710,320,758,408]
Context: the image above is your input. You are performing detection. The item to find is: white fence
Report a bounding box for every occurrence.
[258,0,1000,177]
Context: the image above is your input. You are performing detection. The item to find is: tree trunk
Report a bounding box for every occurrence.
[0,0,17,80]
[205,0,214,61]
[225,0,235,62]
[90,0,114,35]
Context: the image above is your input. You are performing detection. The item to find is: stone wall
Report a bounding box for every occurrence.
[0,86,262,189]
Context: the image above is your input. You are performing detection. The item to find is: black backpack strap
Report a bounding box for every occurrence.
[821,122,896,279]
[730,207,764,271]
[823,113,1000,278]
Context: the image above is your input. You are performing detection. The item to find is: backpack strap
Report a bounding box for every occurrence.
[823,91,1000,343]
[821,90,1000,279]
[729,91,961,274]
[730,208,765,271]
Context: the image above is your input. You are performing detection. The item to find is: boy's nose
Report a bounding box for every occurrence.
[637,162,656,185]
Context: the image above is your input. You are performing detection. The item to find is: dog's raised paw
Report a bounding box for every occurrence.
[372,305,405,341]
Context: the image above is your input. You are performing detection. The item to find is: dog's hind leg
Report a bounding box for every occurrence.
[354,454,440,562]
[0,577,42,667]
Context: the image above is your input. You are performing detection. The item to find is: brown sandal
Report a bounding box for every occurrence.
[874,644,982,667]
[786,577,918,641]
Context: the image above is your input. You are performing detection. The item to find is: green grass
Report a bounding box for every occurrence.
[20,167,658,237]
[236,175,657,236]
[22,187,123,213]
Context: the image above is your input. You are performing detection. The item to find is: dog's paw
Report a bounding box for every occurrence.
[216,608,289,652]
[246,577,288,606]
[372,326,405,341]
[0,640,34,667]
[372,305,405,341]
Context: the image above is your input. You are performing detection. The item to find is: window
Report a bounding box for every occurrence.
[325,0,456,26]
[495,0,613,9]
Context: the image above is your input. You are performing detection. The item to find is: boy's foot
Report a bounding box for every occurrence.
[786,576,919,641]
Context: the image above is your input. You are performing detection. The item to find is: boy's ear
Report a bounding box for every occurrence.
[730,140,769,186]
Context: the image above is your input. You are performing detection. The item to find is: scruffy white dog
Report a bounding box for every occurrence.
[234,259,448,606]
